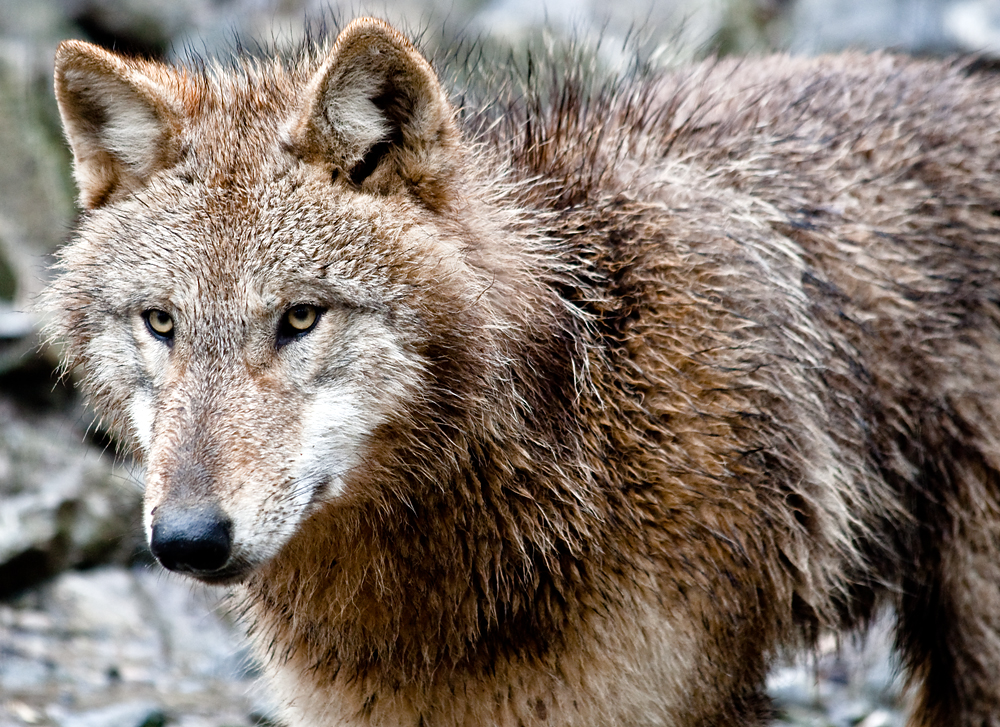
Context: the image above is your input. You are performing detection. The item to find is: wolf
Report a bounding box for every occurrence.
[46,16,1000,726]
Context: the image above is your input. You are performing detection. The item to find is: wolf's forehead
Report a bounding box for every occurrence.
[99,200,402,313]
[127,179,375,262]
[177,68,308,179]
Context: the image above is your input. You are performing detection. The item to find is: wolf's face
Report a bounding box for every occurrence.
[70,181,442,581]
[48,20,503,583]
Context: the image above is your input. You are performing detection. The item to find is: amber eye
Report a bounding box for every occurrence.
[277,304,321,347]
[287,305,318,331]
[143,309,175,342]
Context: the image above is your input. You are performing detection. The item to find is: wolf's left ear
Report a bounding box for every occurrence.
[292,18,460,205]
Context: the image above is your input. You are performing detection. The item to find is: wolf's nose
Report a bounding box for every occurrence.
[150,506,233,573]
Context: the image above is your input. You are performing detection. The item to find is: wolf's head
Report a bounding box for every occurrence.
[46,19,538,584]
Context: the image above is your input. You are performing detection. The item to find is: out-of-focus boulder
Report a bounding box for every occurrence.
[0,397,142,596]
[945,0,1000,56]
[0,566,266,727]
[0,35,75,303]
[786,0,1000,56]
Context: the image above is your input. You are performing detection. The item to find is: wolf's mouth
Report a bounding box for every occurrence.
[150,504,258,585]
[177,559,255,586]
[156,548,258,585]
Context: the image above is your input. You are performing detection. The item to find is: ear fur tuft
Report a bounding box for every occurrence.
[292,18,460,203]
[54,41,181,208]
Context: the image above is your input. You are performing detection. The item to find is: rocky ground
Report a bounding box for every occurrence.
[2,0,996,725]
[0,567,265,727]
[0,560,911,727]
[0,568,912,727]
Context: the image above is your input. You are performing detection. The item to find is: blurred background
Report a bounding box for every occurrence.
[2,0,1000,725]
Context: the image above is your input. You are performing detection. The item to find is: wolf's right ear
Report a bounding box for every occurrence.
[291,18,460,205]
[54,41,182,208]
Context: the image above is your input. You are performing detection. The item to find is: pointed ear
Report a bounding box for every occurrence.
[291,18,460,204]
[54,41,182,208]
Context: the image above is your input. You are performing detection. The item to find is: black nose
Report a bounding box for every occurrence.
[150,506,233,573]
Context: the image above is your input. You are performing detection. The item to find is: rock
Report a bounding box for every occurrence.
[0,566,259,727]
[767,664,820,708]
[829,697,876,727]
[0,28,76,306]
[0,396,142,595]
[58,701,166,727]
[768,612,906,726]
[474,0,732,61]
[944,0,1000,54]
[784,0,1000,57]
[58,0,207,56]
[857,709,906,727]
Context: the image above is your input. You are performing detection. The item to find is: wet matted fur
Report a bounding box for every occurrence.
[47,17,1000,726]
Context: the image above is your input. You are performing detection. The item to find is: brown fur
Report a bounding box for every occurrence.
[46,17,1000,726]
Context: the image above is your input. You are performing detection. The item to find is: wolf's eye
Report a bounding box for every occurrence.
[277,304,321,347]
[286,305,318,331]
[143,309,175,342]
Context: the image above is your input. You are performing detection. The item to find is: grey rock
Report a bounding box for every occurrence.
[59,701,166,727]
[857,709,906,727]
[785,0,1000,56]
[768,613,906,726]
[0,397,142,594]
[474,0,731,63]
[944,0,1000,54]
[828,697,876,727]
[0,41,75,305]
[0,566,259,726]
[767,664,821,708]
[0,307,35,340]
[786,0,949,54]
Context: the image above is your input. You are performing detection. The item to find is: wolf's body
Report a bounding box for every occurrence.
[47,18,1000,726]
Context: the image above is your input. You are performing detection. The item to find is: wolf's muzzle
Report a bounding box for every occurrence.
[150,505,233,575]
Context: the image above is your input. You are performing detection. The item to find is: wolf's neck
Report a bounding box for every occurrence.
[239,290,640,686]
